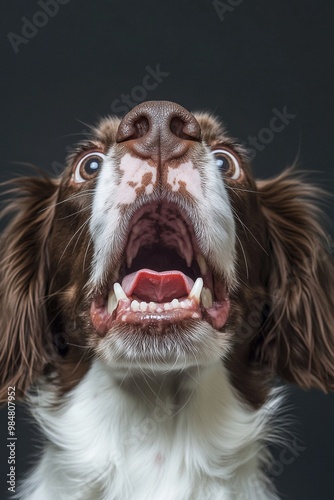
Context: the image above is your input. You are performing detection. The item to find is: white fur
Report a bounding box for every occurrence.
[19,360,280,500]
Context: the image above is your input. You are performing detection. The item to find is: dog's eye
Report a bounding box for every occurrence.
[212,149,241,180]
[73,152,106,183]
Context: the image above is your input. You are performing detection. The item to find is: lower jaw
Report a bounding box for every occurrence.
[94,319,231,371]
[91,297,230,337]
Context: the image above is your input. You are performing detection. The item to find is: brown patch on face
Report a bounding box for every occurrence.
[131,171,155,198]
[141,172,153,187]
[173,179,196,205]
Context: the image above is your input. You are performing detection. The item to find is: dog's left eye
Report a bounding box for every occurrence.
[212,149,241,180]
[73,152,106,183]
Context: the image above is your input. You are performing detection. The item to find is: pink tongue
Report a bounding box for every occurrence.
[122,269,194,303]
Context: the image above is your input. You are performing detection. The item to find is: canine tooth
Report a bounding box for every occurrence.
[171,298,180,308]
[113,283,128,301]
[176,219,187,236]
[140,301,148,312]
[107,292,117,314]
[201,287,213,308]
[196,254,208,275]
[148,301,156,312]
[189,277,204,301]
[131,300,140,312]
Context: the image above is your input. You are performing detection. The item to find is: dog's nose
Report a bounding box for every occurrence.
[116,101,201,162]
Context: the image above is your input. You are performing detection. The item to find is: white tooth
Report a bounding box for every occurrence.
[113,283,128,302]
[131,300,140,312]
[196,254,208,275]
[107,292,117,314]
[189,277,204,301]
[140,302,148,312]
[171,299,180,309]
[148,301,156,312]
[181,299,192,309]
[164,302,171,310]
[157,307,163,313]
[201,287,213,308]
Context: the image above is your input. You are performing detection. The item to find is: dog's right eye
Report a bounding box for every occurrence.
[73,152,106,183]
[212,149,241,180]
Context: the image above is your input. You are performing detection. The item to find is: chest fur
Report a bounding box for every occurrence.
[22,361,278,500]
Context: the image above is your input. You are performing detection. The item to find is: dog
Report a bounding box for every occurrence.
[0,100,333,499]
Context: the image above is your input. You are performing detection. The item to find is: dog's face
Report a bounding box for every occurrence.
[49,102,266,372]
[1,101,333,404]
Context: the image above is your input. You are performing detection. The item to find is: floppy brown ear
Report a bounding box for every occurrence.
[0,174,59,402]
[255,168,334,391]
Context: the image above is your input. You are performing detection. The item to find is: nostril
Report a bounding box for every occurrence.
[170,117,192,141]
[170,116,201,142]
[132,116,150,140]
[117,115,150,143]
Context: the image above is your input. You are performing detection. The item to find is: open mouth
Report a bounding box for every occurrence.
[90,201,230,336]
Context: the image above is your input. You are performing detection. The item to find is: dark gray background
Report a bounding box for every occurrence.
[0,1,333,499]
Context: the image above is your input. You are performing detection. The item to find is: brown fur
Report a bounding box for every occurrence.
[0,175,59,400]
[255,169,334,391]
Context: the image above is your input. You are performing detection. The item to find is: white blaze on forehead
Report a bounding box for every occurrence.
[167,161,203,200]
[116,153,157,205]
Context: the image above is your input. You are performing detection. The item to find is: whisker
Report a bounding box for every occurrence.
[83,235,94,273]
[40,190,96,212]
[55,204,93,220]
[231,207,269,256]
[225,185,259,194]
[57,218,91,265]
[235,232,249,280]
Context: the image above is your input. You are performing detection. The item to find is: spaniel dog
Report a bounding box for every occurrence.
[0,101,333,500]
